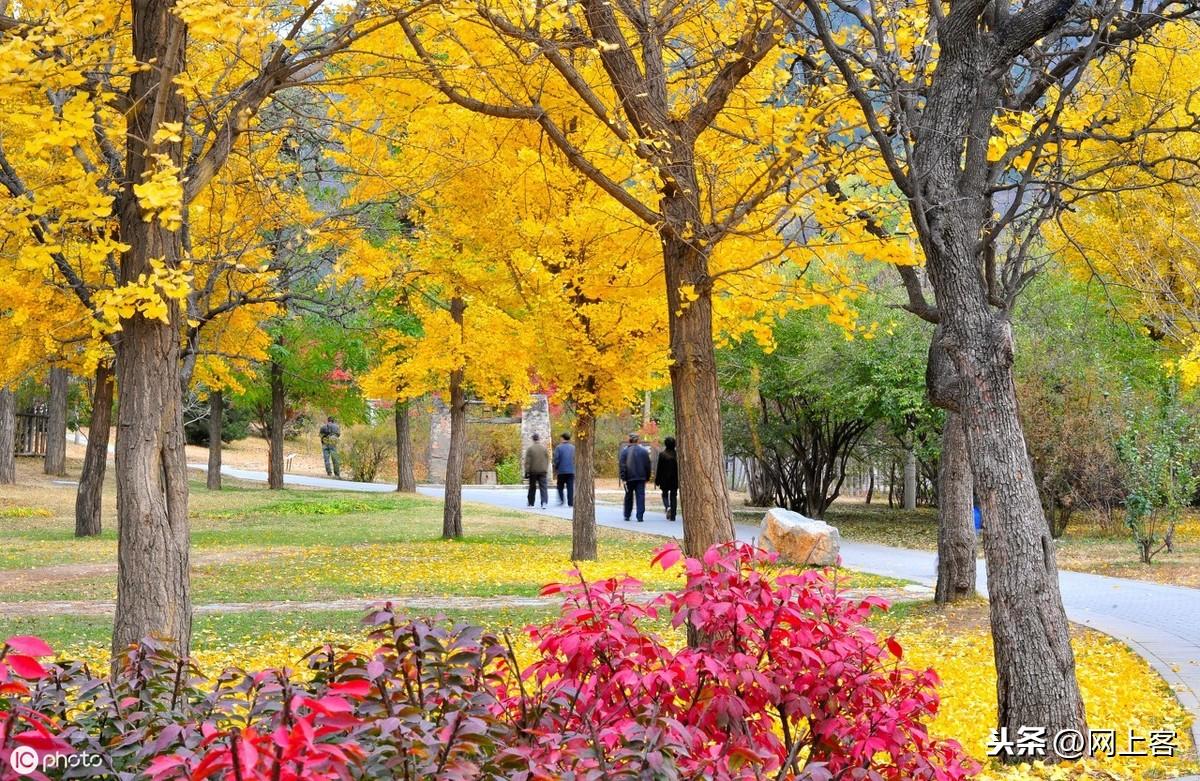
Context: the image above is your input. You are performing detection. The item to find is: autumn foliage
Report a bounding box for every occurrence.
[0,544,972,780]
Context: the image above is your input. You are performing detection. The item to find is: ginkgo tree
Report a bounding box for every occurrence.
[791,0,1200,758]
[360,284,535,539]
[0,0,407,659]
[1052,25,1200,379]
[371,112,674,560]
[355,0,881,556]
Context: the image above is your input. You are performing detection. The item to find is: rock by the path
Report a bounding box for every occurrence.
[760,507,840,566]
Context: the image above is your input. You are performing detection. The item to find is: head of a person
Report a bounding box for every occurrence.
[629,433,640,444]
[664,436,676,451]
[327,416,335,423]
[560,432,571,442]
[531,433,540,442]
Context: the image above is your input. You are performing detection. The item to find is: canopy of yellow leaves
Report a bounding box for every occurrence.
[0,0,331,391]
[1049,23,1200,382]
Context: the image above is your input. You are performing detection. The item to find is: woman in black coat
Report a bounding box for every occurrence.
[654,437,679,521]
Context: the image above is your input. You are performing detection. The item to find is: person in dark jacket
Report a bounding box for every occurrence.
[654,436,679,521]
[553,432,575,507]
[319,416,341,478]
[525,433,550,509]
[621,433,652,522]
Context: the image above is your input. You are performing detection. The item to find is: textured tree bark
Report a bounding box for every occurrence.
[442,297,467,539]
[75,364,113,537]
[922,213,1086,751]
[902,445,917,510]
[571,413,598,561]
[44,367,69,476]
[111,0,191,664]
[395,399,416,492]
[904,38,1087,751]
[935,411,976,603]
[0,388,15,485]
[662,231,735,557]
[268,359,284,490]
[943,310,1085,745]
[207,391,222,491]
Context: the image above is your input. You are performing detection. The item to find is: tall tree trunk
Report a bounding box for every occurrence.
[207,391,222,490]
[865,467,874,505]
[442,297,467,539]
[111,0,191,664]
[903,443,917,510]
[268,359,284,490]
[887,459,896,507]
[900,30,1088,751]
[44,366,69,476]
[75,364,113,537]
[571,413,597,561]
[926,242,1085,751]
[935,411,976,603]
[0,389,14,485]
[395,399,416,492]
[661,232,734,556]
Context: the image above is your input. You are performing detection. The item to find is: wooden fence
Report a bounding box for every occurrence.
[15,404,48,456]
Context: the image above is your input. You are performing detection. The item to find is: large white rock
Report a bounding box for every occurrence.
[760,507,841,567]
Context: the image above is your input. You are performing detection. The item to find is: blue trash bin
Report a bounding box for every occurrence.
[973,506,982,531]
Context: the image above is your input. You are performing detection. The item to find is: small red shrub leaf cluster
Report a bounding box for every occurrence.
[0,543,977,780]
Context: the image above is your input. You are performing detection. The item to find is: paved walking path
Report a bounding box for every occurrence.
[192,465,1200,753]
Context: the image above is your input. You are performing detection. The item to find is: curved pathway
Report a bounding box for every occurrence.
[190,465,1200,752]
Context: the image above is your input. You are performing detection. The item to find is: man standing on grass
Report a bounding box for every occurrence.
[621,432,651,523]
[553,431,575,507]
[525,433,550,509]
[319,416,342,478]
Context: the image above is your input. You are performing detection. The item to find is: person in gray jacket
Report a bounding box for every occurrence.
[553,432,575,507]
[620,433,652,522]
[525,433,550,509]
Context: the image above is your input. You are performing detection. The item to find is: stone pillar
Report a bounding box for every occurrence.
[520,394,551,474]
[427,397,452,484]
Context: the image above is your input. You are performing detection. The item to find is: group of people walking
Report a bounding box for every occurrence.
[620,433,677,523]
[523,430,679,522]
[523,432,577,508]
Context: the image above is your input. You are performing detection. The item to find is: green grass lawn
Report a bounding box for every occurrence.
[0,462,904,653]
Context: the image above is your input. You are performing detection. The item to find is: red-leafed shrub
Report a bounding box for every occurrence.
[505,543,975,780]
[1,543,976,780]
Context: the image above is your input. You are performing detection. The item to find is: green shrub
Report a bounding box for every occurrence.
[495,455,522,484]
[343,422,395,483]
[183,393,253,446]
[462,423,521,482]
[1117,379,1200,564]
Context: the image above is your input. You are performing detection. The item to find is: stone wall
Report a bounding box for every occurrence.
[520,394,552,474]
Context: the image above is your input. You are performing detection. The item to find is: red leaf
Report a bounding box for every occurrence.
[650,544,683,571]
[885,637,903,660]
[6,654,47,679]
[329,679,371,698]
[5,636,53,657]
